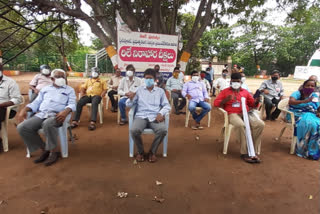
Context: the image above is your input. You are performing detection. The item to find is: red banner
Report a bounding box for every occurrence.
[119,46,176,63]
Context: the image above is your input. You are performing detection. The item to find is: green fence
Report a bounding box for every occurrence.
[3,52,114,73]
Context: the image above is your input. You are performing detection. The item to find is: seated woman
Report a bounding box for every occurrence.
[288,79,320,160]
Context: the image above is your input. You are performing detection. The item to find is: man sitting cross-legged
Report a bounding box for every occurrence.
[127,68,171,163]
[182,70,211,130]
[71,67,107,130]
[214,72,264,164]
[17,69,76,166]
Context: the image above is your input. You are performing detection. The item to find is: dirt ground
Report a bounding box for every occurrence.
[0,73,319,214]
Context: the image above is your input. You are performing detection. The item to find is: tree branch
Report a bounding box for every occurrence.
[84,0,117,43]
[119,0,138,31]
[18,0,113,47]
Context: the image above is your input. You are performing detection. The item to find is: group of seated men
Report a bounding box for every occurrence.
[0,61,291,165]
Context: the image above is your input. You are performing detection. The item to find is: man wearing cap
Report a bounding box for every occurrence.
[17,69,76,166]
[71,67,107,130]
[259,70,284,120]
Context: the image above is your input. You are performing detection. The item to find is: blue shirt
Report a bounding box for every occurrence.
[126,86,171,121]
[207,66,214,80]
[182,80,209,103]
[27,85,76,119]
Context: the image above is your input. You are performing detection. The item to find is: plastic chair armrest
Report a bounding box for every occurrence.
[278,107,295,125]
[218,108,229,127]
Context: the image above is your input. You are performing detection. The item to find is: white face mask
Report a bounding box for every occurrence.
[54,77,66,87]
[241,77,246,83]
[231,82,241,90]
[192,76,200,82]
[126,70,133,77]
[92,72,99,78]
[42,69,50,75]
[0,71,2,77]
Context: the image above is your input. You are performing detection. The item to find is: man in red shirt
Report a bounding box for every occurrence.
[214,72,265,163]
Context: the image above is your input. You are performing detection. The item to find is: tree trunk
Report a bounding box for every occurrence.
[184,0,213,53]
[150,0,161,33]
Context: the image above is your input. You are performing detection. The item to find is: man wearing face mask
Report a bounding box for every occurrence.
[17,69,76,166]
[258,70,284,120]
[127,68,171,163]
[118,64,142,125]
[154,64,165,89]
[71,67,107,130]
[213,69,230,93]
[240,72,251,93]
[29,65,53,102]
[214,72,264,163]
[0,64,22,147]
[166,67,186,114]
[182,71,211,130]
[200,71,211,92]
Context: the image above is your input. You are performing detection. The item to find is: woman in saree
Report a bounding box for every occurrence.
[288,79,320,160]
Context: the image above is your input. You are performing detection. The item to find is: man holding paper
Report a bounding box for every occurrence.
[214,72,265,163]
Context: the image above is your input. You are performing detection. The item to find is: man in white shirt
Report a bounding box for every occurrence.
[240,73,251,93]
[166,67,186,114]
[0,65,22,145]
[213,69,230,93]
[118,64,142,125]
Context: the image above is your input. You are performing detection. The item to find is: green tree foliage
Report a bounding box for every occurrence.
[200,27,236,60]
[274,6,320,75]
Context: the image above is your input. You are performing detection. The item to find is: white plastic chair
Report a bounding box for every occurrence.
[218,108,233,154]
[26,113,74,158]
[218,108,262,155]
[185,98,211,128]
[276,98,297,154]
[259,95,276,120]
[0,96,25,152]
[78,94,104,124]
[128,104,169,157]
[105,93,120,123]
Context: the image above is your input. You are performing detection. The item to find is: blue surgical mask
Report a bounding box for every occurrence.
[145,78,155,88]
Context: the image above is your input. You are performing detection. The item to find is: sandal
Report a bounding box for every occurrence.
[148,153,157,163]
[191,126,198,130]
[135,154,145,162]
[196,125,204,130]
[71,122,79,129]
[240,154,256,164]
[119,120,128,126]
[252,156,262,163]
[88,123,96,131]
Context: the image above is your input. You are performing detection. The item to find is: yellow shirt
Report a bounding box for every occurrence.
[82,78,107,96]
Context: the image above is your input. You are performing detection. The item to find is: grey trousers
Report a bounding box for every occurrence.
[17,116,62,153]
[130,118,167,155]
[171,91,186,113]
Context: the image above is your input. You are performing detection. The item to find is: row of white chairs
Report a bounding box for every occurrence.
[2,94,296,159]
